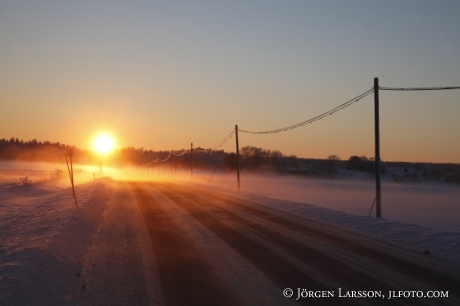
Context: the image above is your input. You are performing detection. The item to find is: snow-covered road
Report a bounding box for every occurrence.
[2,178,460,305]
[130,181,460,305]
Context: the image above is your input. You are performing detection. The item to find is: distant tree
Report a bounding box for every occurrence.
[286,155,299,171]
[223,152,237,170]
[347,155,362,170]
[240,146,263,170]
[327,155,341,161]
[348,155,372,172]
[360,156,369,162]
[326,155,341,175]
[270,150,284,170]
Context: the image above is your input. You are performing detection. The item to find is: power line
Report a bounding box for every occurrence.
[380,86,460,91]
[172,149,189,157]
[194,148,210,153]
[238,88,374,134]
[151,152,172,162]
[211,129,235,150]
[161,152,172,162]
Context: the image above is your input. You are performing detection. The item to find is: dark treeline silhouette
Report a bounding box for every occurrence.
[0,137,86,162]
[0,138,225,169]
[224,146,300,172]
[1,138,460,183]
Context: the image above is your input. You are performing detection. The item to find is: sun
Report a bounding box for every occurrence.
[93,134,115,155]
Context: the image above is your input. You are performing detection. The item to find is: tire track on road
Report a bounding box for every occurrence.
[130,182,244,306]
[151,183,430,305]
[151,182,396,306]
[174,183,460,297]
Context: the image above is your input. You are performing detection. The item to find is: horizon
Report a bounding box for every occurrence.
[2,136,460,165]
[1,1,460,163]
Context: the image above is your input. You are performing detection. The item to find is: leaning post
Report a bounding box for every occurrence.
[65,148,78,209]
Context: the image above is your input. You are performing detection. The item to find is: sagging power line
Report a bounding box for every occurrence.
[238,88,374,134]
[142,79,460,217]
[211,129,235,150]
[232,79,460,218]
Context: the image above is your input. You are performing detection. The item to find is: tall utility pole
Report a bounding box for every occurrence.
[235,125,240,192]
[170,150,173,177]
[191,143,193,180]
[374,78,382,218]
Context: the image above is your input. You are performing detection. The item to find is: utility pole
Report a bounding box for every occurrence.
[170,150,173,177]
[374,78,382,218]
[191,143,193,180]
[235,125,240,192]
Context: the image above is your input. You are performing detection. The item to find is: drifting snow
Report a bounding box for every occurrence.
[1,163,459,304]
[190,171,460,266]
[244,193,460,266]
[0,160,160,305]
[0,176,111,305]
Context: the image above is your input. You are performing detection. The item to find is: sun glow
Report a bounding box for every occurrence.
[93,134,115,155]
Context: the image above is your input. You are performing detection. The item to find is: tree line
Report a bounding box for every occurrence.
[1,137,459,183]
[0,138,81,162]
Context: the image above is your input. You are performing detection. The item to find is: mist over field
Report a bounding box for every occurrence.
[4,159,458,233]
[2,160,460,305]
[188,170,460,233]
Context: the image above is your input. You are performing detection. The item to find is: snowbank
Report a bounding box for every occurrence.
[244,193,460,266]
[195,179,460,267]
[0,179,112,305]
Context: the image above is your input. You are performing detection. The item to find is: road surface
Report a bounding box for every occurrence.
[77,180,460,305]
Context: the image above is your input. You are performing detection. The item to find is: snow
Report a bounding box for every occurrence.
[194,170,460,232]
[1,162,459,304]
[190,170,460,265]
[244,193,460,265]
[0,162,112,304]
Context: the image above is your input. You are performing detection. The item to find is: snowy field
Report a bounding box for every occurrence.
[187,169,460,263]
[1,161,459,304]
[191,169,460,233]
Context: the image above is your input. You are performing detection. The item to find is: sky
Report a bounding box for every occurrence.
[1,0,460,163]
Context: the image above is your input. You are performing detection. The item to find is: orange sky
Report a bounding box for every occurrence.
[1,1,460,163]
